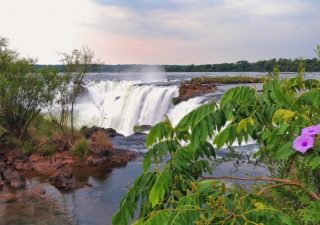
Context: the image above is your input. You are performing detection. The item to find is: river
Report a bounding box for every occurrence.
[1,71,319,225]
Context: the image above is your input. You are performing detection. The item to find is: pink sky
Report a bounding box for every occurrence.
[1,0,319,64]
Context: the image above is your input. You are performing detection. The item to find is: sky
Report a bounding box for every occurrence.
[0,0,319,64]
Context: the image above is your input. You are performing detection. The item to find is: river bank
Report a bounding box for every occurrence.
[0,127,138,194]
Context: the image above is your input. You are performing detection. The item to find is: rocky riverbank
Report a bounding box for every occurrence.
[0,126,137,195]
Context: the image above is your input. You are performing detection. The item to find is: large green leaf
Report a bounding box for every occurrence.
[149,170,172,207]
[220,86,256,107]
[146,119,174,147]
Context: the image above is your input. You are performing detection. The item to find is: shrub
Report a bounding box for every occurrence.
[36,138,56,156]
[189,75,263,84]
[71,138,90,159]
[22,141,34,156]
[91,130,112,151]
[0,37,60,137]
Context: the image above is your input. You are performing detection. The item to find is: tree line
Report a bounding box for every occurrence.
[36,57,320,73]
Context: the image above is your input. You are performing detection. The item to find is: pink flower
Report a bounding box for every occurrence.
[292,135,314,153]
[301,124,320,136]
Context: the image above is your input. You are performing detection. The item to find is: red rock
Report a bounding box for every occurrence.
[6,149,27,160]
[29,187,46,196]
[49,166,89,192]
[32,160,55,175]
[2,167,26,188]
[107,149,137,166]
[13,159,32,170]
[91,157,106,166]
[63,158,75,164]
[0,192,17,203]
[6,156,13,165]
[172,82,217,104]
[28,154,42,162]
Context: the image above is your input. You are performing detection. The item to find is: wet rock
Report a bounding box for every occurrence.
[107,149,137,166]
[133,125,152,133]
[32,159,55,175]
[7,149,27,160]
[52,152,75,168]
[28,186,46,196]
[49,166,88,192]
[105,128,118,137]
[111,132,147,152]
[2,167,26,188]
[82,126,118,138]
[172,82,217,105]
[13,159,32,170]
[0,179,4,188]
[90,157,107,166]
[29,153,42,162]
[0,192,17,203]
[6,155,14,165]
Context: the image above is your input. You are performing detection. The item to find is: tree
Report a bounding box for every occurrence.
[0,37,59,137]
[50,46,99,141]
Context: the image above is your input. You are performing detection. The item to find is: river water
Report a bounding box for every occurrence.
[1,72,319,225]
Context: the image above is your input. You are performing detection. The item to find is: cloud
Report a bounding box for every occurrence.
[0,0,319,63]
[83,0,320,63]
[89,0,318,38]
[92,0,181,11]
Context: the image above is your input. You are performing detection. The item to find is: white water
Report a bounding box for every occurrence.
[74,80,205,136]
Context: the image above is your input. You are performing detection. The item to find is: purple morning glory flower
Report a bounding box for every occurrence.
[293,135,314,153]
[301,124,320,136]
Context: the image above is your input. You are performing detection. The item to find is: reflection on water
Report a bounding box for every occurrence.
[0,153,268,225]
[0,159,143,225]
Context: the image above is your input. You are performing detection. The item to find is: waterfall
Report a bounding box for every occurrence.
[74,80,205,136]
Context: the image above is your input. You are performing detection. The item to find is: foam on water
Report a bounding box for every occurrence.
[73,80,206,136]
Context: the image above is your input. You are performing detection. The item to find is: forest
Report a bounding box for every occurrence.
[36,57,320,73]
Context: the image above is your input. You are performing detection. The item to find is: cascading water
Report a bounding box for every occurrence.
[74,80,206,136]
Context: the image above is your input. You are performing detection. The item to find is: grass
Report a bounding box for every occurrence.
[189,76,264,84]
[91,130,112,151]
[71,138,90,159]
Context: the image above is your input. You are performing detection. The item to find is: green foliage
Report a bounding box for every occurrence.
[0,125,7,138]
[50,46,99,140]
[71,138,90,159]
[37,138,56,156]
[0,36,59,137]
[22,141,34,155]
[114,54,320,224]
[51,58,320,73]
[189,76,263,84]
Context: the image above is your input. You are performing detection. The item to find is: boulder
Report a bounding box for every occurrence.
[2,166,26,188]
[108,149,137,166]
[52,152,75,168]
[0,192,17,203]
[28,153,42,162]
[49,166,89,192]
[0,178,4,189]
[32,159,54,175]
[133,125,152,133]
[13,159,32,170]
[91,157,107,166]
[82,126,117,138]
[172,82,217,105]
